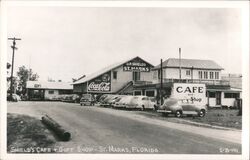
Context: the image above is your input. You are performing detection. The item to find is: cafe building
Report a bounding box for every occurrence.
[72,56,154,95]
[132,58,242,108]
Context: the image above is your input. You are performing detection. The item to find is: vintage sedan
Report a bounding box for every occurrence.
[7,93,21,102]
[113,95,134,108]
[98,94,110,103]
[80,94,95,106]
[157,98,207,117]
[126,96,156,110]
[101,95,122,107]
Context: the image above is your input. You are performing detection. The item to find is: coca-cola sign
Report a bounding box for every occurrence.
[87,71,111,92]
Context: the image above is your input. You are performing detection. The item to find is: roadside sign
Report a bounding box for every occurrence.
[171,83,206,106]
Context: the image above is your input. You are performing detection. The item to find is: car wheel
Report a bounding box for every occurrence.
[198,109,206,117]
[80,103,82,106]
[141,105,145,111]
[175,110,182,118]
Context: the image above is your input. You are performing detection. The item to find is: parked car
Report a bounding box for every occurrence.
[98,94,110,103]
[62,94,80,103]
[7,93,21,102]
[113,95,134,108]
[101,95,121,107]
[157,98,207,117]
[72,94,81,103]
[80,94,95,106]
[126,96,156,110]
[58,94,67,101]
[110,95,126,108]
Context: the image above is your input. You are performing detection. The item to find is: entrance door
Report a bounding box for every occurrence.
[215,91,221,105]
[132,71,140,81]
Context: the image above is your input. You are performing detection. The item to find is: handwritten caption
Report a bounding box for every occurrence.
[9,145,159,153]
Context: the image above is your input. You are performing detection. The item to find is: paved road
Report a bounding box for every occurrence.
[7,101,241,154]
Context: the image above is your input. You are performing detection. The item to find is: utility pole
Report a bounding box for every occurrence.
[191,66,194,83]
[179,48,182,82]
[160,59,163,105]
[8,37,21,101]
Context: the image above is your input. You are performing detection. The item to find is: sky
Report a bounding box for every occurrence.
[6,6,242,82]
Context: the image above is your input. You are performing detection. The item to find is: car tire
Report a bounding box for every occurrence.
[198,109,206,117]
[80,104,82,106]
[141,105,145,111]
[175,110,182,118]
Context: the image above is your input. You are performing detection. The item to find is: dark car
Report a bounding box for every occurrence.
[80,94,95,106]
[7,93,20,102]
[62,94,80,103]
[157,98,207,117]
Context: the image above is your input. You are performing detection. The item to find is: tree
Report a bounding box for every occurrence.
[16,65,39,94]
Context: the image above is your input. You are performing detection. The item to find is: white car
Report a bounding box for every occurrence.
[113,95,134,108]
[126,96,156,110]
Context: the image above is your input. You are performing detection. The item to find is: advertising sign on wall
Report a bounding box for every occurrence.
[123,57,151,72]
[87,71,111,92]
[171,83,206,106]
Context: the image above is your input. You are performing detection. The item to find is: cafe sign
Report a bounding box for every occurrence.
[172,83,206,106]
[123,57,151,72]
[87,71,111,92]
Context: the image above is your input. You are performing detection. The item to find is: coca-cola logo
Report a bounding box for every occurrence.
[88,82,111,91]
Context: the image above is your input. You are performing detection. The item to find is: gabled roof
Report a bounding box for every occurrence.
[153,58,223,70]
[27,81,73,90]
[73,56,154,85]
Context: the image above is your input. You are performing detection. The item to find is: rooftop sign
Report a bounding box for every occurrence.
[123,57,151,72]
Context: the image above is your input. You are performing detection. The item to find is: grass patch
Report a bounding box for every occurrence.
[7,113,56,153]
[186,109,242,129]
[135,109,241,129]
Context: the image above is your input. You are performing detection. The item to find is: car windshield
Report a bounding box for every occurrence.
[82,94,91,99]
[163,98,178,106]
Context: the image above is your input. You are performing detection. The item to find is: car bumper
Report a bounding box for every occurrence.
[114,104,126,108]
[157,110,172,113]
[80,102,92,105]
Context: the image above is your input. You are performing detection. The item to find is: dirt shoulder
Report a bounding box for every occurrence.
[7,113,56,153]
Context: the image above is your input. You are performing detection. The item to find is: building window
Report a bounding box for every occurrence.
[204,71,208,79]
[198,71,203,79]
[153,71,157,79]
[158,70,161,79]
[113,71,117,79]
[224,93,239,98]
[145,90,155,97]
[186,70,191,76]
[210,72,214,79]
[134,90,142,96]
[215,72,219,79]
[48,90,54,94]
[208,92,216,98]
[133,71,140,81]
[163,69,166,78]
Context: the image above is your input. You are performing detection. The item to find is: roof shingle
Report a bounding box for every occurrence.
[27,81,73,90]
[153,58,223,70]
